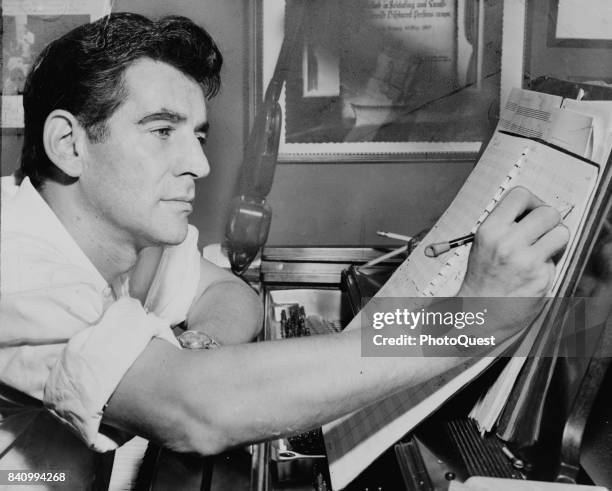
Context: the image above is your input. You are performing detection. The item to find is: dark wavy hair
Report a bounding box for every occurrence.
[19,13,223,188]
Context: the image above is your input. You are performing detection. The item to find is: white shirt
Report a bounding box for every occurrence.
[0,176,201,484]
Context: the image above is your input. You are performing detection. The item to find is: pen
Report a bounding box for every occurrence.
[424,204,575,258]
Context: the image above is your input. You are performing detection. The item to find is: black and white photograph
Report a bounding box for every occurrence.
[1,0,612,490]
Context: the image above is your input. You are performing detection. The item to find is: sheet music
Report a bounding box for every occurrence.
[468,145,604,434]
[372,132,597,301]
[500,88,612,165]
[513,143,599,290]
[372,133,528,299]
[323,94,601,489]
[469,98,612,433]
[498,88,563,139]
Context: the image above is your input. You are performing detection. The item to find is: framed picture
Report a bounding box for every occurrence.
[1,0,111,129]
[256,0,526,162]
[548,0,612,48]
[523,0,612,87]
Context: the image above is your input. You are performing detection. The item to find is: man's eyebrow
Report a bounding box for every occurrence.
[136,110,209,134]
[137,108,187,124]
[136,110,187,125]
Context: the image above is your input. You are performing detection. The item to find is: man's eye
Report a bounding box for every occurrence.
[196,135,207,147]
[152,127,174,139]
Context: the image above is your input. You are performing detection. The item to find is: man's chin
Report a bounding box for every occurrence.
[142,224,189,248]
[162,227,189,246]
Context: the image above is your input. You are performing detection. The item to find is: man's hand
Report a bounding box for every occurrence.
[459,186,570,298]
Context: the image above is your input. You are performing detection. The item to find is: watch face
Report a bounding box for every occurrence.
[177,330,219,350]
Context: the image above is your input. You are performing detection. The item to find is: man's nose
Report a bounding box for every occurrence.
[179,136,210,179]
[195,150,211,179]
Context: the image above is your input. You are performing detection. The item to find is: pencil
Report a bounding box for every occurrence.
[424,204,575,258]
[558,204,574,220]
[360,244,409,269]
[376,231,413,242]
[424,234,474,258]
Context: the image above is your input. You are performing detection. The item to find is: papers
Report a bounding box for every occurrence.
[322,88,608,489]
[561,99,612,165]
[498,88,563,139]
[499,88,612,166]
[545,108,593,158]
[470,94,611,435]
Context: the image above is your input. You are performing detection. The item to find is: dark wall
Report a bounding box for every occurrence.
[1,0,474,249]
[266,161,473,246]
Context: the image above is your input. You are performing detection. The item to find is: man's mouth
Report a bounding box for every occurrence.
[162,198,194,212]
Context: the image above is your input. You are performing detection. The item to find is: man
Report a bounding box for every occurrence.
[0,13,569,487]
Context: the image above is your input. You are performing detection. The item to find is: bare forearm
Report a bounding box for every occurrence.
[177,329,461,450]
[105,331,459,455]
[186,279,263,344]
[179,298,533,450]
[105,299,532,455]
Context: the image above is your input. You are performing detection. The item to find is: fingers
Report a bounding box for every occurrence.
[499,187,571,260]
[482,187,570,259]
[461,185,572,298]
[512,204,563,246]
[532,224,570,261]
[487,186,544,227]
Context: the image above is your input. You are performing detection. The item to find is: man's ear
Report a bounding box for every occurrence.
[42,109,87,178]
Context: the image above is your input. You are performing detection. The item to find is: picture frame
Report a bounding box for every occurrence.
[523,0,612,87]
[547,0,612,48]
[256,0,526,162]
[1,0,111,129]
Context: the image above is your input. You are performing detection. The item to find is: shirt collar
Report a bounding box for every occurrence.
[5,176,109,292]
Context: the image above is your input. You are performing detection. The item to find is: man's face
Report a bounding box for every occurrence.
[77,58,210,249]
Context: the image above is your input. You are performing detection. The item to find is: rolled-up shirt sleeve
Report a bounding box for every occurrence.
[1,178,203,453]
[42,227,201,451]
[2,223,201,452]
[43,297,179,452]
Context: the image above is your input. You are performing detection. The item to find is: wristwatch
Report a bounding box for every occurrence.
[177,330,221,350]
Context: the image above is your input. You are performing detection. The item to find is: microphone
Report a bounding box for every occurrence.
[224,0,306,275]
[224,195,271,275]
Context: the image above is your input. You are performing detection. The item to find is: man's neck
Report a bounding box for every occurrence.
[40,182,139,284]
